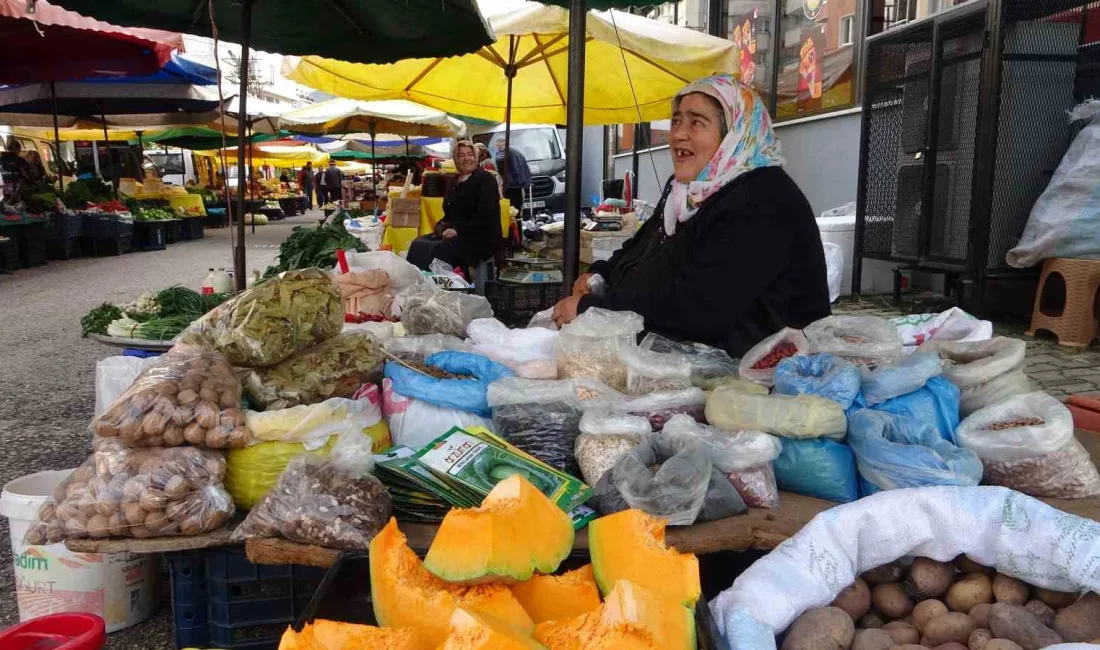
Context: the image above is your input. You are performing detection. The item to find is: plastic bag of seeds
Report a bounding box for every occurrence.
[803,314,904,367]
[231,428,392,549]
[23,441,233,544]
[619,345,693,396]
[921,337,1032,416]
[574,409,651,486]
[556,308,644,391]
[739,327,811,387]
[639,333,739,389]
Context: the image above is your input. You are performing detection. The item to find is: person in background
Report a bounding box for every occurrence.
[550,74,830,357]
[474,143,504,198]
[297,161,315,210]
[279,170,290,183]
[0,138,35,203]
[406,140,500,272]
[315,167,327,205]
[495,139,531,211]
[324,160,343,206]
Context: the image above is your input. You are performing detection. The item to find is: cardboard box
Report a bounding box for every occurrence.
[580,230,632,264]
[388,197,420,229]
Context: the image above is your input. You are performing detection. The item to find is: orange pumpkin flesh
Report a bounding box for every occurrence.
[439,607,549,650]
[510,564,602,624]
[588,509,701,606]
[369,518,534,648]
[533,580,696,650]
[425,475,574,585]
[278,620,420,650]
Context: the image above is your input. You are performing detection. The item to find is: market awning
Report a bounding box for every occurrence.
[79,53,218,86]
[194,144,329,166]
[0,82,223,117]
[13,127,138,141]
[135,127,279,150]
[284,0,737,125]
[46,0,495,65]
[261,98,467,138]
[0,0,182,84]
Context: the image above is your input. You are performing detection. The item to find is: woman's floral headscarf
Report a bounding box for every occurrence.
[663,74,784,236]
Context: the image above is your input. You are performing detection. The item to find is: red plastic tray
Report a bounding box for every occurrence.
[0,614,105,650]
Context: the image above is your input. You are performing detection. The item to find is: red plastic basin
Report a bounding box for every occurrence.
[0,613,105,650]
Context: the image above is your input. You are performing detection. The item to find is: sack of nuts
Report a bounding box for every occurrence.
[231,428,392,549]
[91,345,251,449]
[24,440,234,544]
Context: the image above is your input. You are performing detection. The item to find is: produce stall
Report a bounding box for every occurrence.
[380,195,513,254]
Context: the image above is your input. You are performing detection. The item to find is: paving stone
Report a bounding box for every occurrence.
[1029,369,1076,382]
[1024,362,1058,373]
[1039,381,1098,395]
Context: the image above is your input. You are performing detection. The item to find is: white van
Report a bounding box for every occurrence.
[471,123,566,214]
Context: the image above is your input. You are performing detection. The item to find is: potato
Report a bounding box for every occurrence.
[1053,591,1100,642]
[967,604,992,628]
[889,645,929,650]
[227,426,251,447]
[988,603,1063,649]
[183,423,206,445]
[123,502,146,526]
[932,644,968,650]
[199,386,219,404]
[873,584,915,620]
[968,628,992,650]
[141,411,167,436]
[1032,587,1077,609]
[854,629,895,650]
[923,613,976,646]
[86,514,109,538]
[781,607,855,650]
[883,622,920,645]
[219,388,238,409]
[981,641,1022,650]
[991,574,1029,606]
[163,425,185,446]
[1021,600,1053,627]
[164,475,191,499]
[205,427,230,448]
[908,559,955,599]
[194,401,219,429]
[864,562,905,585]
[177,388,199,406]
[861,613,886,629]
[946,574,993,613]
[913,600,949,632]
[833,579,873,621]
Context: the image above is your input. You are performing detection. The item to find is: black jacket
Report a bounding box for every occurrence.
[440,168,501,265]
[580,167,830,357]
[324,165,342,189]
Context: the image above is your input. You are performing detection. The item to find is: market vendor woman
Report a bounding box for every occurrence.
[407,140,500,272]
[551,74,830,356]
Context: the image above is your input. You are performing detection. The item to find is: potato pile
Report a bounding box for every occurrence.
[781,555,1100,650]
[91,346,251,448]
[25,442,233,544]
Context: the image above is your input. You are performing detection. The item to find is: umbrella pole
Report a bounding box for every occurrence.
[233,0,254,292]
[100,103,117,199]
[405,136,409,159]
[371,122,377,217]
[248,122,256,235]
[502,34,516,189]
[50,82,63,195]
[562,0,586,290]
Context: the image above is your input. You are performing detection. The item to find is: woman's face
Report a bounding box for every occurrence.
[454,145,478,175]
[670,92,725,183]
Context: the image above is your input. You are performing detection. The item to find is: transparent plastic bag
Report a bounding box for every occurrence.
[706,375,770,396]
[468,318,558,379]
[727,464,780,509]
[384,351,514,417]
[706,387,847,440]
[240,332,383,410]
[858,351,943,405]
[847,410,983,493]
[231,428,393,548]
[182,268,344,368]
[394,284,493,337]
[639,333,738,388]
[955,391,1100,498]
[620,345,692,395]
[23,443,234,544]
[383,334,472,361]
[244,395,392,450]
[382,378,493,451]
[556,308,644,391]
[772,353,861,409]
[851,375,962,444]
[622,387,707,430]
[922,337,1031,416]
[738,327,810,386]
[574,409,651,486]
[91,345,251,449]
[225,437,336,510]
[803,314,904,366]
[773,437,859,503]
[592,434,746,525]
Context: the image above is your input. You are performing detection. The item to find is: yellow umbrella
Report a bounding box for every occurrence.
[14,127,137,142]
[284,0,737,125]
[194,144,329,166]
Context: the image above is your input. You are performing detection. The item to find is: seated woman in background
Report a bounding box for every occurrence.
[406,140,500,272]
[551,74,830,357]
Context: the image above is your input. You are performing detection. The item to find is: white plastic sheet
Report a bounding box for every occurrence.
[892,307,993,353]
[467,318,558,379]
[823,241,843,303]
[94,355,158,416]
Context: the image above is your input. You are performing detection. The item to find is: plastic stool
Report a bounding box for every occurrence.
[1027,257,1100,347]
[474,258,495,296]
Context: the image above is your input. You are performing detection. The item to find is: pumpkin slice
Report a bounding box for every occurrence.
[533,580,696,650]
[370,518,534,649]
[510,564,601,624]
[278,620,420,650]
[439,607,548,650]
[588,509,701,606]
[425,474,574,585]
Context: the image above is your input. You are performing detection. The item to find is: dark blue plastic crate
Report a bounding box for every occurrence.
[180,217,205,240]
[205,549,292,582]
[164,219,183,244]
[133,221,167,251]
[206,577,293,602]
[174,623,209,649]
[208,620,288,650]
[209,596,294,626]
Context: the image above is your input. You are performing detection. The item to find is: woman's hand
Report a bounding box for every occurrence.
[572,273,594,297]
[551,295,582,328]
[442,228,458,240]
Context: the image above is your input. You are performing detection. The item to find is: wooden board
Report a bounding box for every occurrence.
[65,522,236,554]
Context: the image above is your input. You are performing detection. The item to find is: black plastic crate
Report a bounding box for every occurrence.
[0,235,19,271]
[484,280,563,326]
[205,208,228,228]
[10,223,48,267]
[87,215,133,256]
[163,219,183,244]
[180,217,205,240]
[133,221,167,251]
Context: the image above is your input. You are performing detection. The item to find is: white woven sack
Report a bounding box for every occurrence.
[711,485,1100,650]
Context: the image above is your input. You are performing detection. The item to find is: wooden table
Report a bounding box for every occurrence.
[68,429,1100,566]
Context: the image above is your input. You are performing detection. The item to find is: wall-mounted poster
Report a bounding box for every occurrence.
[797,24,825,112]
[732,8,759,87]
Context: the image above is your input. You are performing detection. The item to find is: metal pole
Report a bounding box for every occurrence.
[371,122,378,217]
[136,131,144,185]
[233,0,253,292]
[50,82,64,195]
[100,103,117,198]
[562,0,586,290]
[631,123,640,196]
[248,122,256,235]
[502,35,516,188]
[405,135,410,158]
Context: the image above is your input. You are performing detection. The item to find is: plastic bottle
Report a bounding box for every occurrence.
[201,268,216,295]
[213,268,232,294]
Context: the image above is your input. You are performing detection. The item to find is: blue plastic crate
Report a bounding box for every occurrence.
[208,596,294,626]
[205,548,292,582]
[206,577,293,602]
[208,620,288,650]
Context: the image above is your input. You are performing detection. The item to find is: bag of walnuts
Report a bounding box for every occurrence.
[23,440,234,544]
[91,345,251,448]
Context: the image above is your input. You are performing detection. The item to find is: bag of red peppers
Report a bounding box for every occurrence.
[738,327,810,387]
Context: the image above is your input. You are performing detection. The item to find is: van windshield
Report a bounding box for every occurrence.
[473,128,561,162]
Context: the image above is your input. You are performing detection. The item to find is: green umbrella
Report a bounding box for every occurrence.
[51,0,493,290]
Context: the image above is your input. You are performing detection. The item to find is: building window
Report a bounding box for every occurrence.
[774,0,859,120]
[726,1,775,103]
[614,121,671,155]
[839,14,854,46]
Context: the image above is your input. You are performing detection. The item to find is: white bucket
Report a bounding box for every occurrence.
[1,469,161,632]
